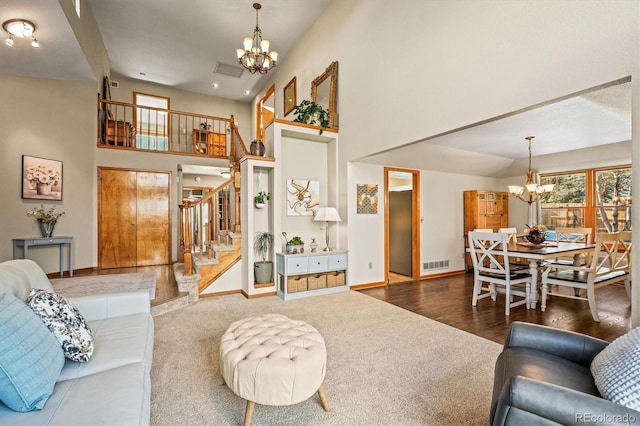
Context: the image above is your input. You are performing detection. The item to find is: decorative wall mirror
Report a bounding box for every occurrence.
[311,61,338,129]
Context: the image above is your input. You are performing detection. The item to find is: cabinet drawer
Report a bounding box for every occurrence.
[286,256,308,274]
[307,256,328,272]
[328,253,347,270]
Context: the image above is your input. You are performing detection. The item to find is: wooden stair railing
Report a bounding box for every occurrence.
[179,178,237,276]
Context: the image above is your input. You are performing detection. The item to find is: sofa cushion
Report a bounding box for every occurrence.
[0,362,150,425]
[0,263,31,300]
[591,327,640,409]
[2,259,54,293]
[0,293,64,412]
[26,289,94,363]
[58,312,154,382]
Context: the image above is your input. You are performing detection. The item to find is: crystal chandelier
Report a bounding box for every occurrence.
[236,3,278,74]
[507,136,554,204]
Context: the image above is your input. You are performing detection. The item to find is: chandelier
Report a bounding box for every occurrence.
[507,136,554,204]
[2,19,39,48]
[236,3,278,74]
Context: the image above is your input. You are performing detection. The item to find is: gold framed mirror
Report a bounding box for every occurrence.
[311,61,338,129]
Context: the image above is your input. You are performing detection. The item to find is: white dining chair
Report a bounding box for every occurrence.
[541,231,632,322]
[468,231,531,316]
[551,227,594,266]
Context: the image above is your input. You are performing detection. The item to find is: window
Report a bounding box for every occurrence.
[134,93,170,151]
[540,166,631,233]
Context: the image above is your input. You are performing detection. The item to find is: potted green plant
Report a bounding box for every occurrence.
[254,191,271,209]
[286,236,305,254]
[254,231,274,284]
[292,100,329,134]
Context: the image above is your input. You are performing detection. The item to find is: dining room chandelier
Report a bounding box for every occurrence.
[236,3,278,74]
[507,136,554,204]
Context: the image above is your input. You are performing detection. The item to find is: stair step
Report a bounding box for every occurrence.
[151,293,189,316]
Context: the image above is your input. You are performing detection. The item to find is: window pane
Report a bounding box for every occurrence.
[541,207,585,229]
[596,207,631,233]
[540,173,586,206]
[595,168,632,206]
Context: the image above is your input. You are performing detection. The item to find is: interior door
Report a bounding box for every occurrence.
[99,168,170,268]
[389,190,413,276]
[136,172,170,265]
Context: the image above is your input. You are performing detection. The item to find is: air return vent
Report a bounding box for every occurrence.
[423,260,449,270]
[110,80,119,88]
[213,62,244,78]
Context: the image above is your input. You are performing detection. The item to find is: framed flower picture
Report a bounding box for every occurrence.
[22,155,63,201]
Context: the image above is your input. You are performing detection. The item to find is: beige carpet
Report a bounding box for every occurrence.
[150,291,502,425]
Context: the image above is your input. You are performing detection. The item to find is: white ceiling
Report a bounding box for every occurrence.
[0,1,632,174]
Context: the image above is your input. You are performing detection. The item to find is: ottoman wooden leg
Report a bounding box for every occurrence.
[243,400,255,426]
[317,384,330,412]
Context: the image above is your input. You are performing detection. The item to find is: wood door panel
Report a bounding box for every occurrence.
[136,172,170,265]
[99,168,170,268]
[99,169,137,268]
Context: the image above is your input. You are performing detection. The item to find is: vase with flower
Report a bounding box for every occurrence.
[27,204,65,237]
[25,164,62,196]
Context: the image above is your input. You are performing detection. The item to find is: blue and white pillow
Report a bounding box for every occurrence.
[591,327,640,409]
[26,289,94,363]
[0,292,64,412]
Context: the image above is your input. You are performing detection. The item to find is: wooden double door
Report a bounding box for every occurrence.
[99,168,171,268]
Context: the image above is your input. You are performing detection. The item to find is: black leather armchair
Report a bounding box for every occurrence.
[491,322,640,425]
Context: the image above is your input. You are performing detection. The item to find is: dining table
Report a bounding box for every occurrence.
[498,241,596,308]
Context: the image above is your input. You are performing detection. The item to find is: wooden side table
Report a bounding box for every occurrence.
[12,236,74,277]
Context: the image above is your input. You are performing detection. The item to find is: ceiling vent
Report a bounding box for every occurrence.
[213,62,244,78]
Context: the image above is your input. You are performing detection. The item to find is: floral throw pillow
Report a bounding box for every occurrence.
[26,289,94,362]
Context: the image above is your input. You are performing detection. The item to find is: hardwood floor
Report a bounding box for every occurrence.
[360,272,631,344]
[71,265,631,344]
[69,265,180,307]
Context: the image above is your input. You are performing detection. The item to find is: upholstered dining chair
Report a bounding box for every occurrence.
[468,231,531,316]
[541,231,632,322]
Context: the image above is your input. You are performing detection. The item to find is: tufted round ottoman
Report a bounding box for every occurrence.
[219,314,329,426]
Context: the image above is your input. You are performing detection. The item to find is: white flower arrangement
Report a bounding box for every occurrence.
[25,164,61,188]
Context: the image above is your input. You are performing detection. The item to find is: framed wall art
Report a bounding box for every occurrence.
[287,179,319,216]
[283,76,297,116]
[22,155,63,201]
[357,184,378,214]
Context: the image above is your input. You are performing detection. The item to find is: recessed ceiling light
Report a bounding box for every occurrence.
[245,90,251,95]
[212,83,219,88]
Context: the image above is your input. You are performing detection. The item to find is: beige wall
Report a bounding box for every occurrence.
[0,74,98,271]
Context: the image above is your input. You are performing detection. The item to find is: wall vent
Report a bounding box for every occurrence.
[110,80,119,88]
[423,260,449,270]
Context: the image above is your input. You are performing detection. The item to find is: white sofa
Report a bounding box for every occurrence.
[0,259,154,426]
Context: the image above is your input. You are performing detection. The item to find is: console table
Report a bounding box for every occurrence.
[12,236,73,277]
[276,249,348,300]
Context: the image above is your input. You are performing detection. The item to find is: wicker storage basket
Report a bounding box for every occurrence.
[326,271,345,287]
[307,274,327,290]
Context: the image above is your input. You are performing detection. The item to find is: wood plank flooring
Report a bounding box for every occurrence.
[70,265,631,344]
[360,272,631,344]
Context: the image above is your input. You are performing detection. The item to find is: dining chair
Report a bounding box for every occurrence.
[498,227,528,269]
[551,227,594,265]
[540,231,632,322]
[468,231,531,316]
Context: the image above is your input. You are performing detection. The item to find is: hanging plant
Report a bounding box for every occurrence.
[292,100,329,134]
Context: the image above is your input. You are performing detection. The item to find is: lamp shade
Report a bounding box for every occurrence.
[314,207,341,222]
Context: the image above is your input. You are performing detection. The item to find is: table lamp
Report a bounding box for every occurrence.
[314,207,341,251]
